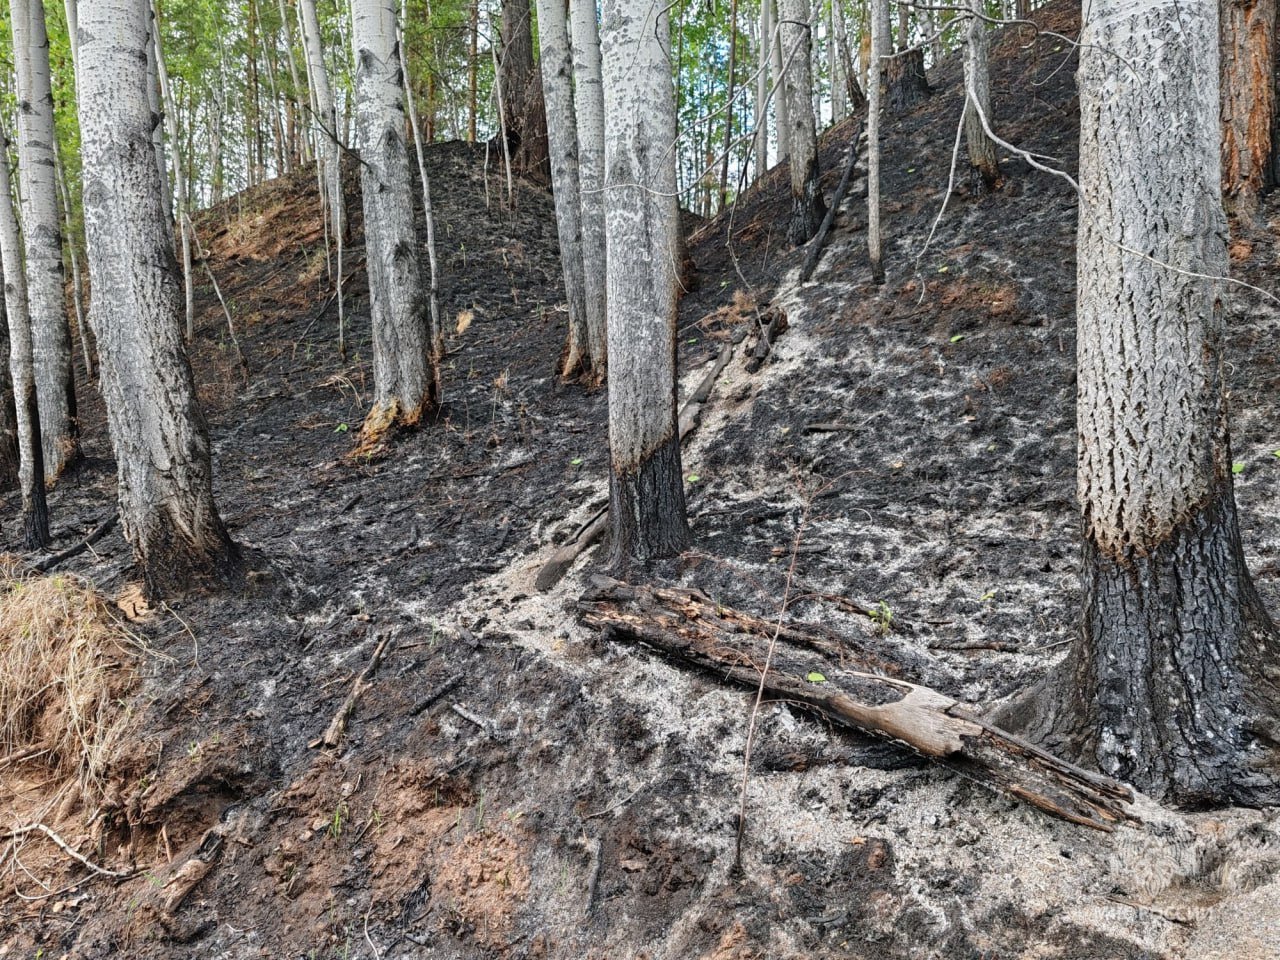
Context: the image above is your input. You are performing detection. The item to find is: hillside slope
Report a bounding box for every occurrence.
[6,4,1280,957]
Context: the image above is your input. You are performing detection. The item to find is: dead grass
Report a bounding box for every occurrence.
[0,556,147,802]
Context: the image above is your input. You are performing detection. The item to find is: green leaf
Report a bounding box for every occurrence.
[687,474,701,483]
[980,590,996,602]
[1272,450,1280,459]
[1233,462,1246,475]
[570,458,583,465]
[806,671,827,683]
[949,334,965,343]
[333,423,349,433]
[937,265,949,274]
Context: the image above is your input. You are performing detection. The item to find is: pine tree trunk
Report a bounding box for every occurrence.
[353,0,437,438]
[11,0,77,477]
[778,0,824,244]
[885,46,929,114]
[867,0,885,283]
[1015,0,1280,806]
[963,0,1000,190]
[570,0,608,379]
[534,0,591,378]
[0,131,48,547]
[78,0,237,595]
[600,0,691,566]
[499,0,550,180]
[1220,0,1276,218]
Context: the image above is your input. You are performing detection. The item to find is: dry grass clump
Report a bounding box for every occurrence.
[0,556,144,801]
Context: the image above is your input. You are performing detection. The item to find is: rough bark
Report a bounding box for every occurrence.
[778,0,824,244]
[11,0,77,476]
[1220,0,1276,217]
[0,303,17,492]
[885,47,929,114]
[867,0,885,283]
[353,0,436,440]
[600,0,691,567]
[1015,0,1280,806]
[499,0,550,181]
[570,0,608,379]
[534,0,590,379]
[78,0,237,595]
[963,0,1000,190]
[145,3,172,224]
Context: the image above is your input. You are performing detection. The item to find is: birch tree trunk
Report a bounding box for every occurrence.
[0,135,47,544]
[570,0,609,379]
[778,0,824,244]
[601,0,691,566]
[352,0,436,439]
[151,0,195,340]
[755,0,771,174]
[78,0,237,595]
[829,0,847,120]
[11,0,77,476]
[145,5,173,224]
[769,0,790,161]
[867,0,885,283]
[1013,0,1280,805]
[1219,0,1276,217]
[300,0,345,238]
[963,0,1000,190]
[534,0,590,379]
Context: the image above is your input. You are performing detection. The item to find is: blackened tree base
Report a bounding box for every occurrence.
[608,434,691,571]
[1004,482,1280,806]
[788,157,826,247]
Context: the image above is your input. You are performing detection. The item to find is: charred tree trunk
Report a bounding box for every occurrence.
[963,0,1000,190]
[12,0,77,477]
[499,0,550,180]
[0,304,17,492]
[570,0,608,378]
[1220,0,1276,218]
[534,0,591,378]
[353,0,437,441]
[1012,0,1280,806]
[600,0,691,567]
[778,0,824,244]
[884,46,929,114]
[78,0,236,594]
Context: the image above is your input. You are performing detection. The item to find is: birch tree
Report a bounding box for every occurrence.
[963,0,999,190]
[777,0,823,243]
[755,0,771,174]
[11,0,77,476]
[352,0,437,438]
[601,0,691,565]
[534,0,590,378]
[769,0,789,161]
[1014,0,1280,804]
[0,132,48,548]
[78,0,237,594]
[866,0,885,282]
[299,0,345,238]
[570,0,608,377]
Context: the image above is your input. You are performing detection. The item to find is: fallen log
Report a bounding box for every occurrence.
[34,512,120,573]
[578,578,1137,831]
[534,341,735,592]
[310,630,395,749]
[799,121,866,284]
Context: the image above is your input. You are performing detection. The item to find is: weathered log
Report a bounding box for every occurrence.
[578,578,1137,831]
[310,630,395,749]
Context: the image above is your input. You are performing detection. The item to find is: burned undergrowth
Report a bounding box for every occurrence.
[4,2,1280,957]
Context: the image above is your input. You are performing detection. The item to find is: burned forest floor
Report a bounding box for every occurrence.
[6,3,1280,957]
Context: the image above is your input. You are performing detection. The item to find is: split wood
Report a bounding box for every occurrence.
[578,577,1137,831]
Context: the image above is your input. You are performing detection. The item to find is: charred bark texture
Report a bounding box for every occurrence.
[0,307,18,492]
[778,0,824,245]
[499,0,550,182]
[607,434,690,569]
[1220,0,1276,216]
[885,47,929,115]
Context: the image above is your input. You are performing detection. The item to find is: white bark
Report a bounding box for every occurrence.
[352,0,435,431]
[300,0,345,238]
[600,0,690,561]
[1076,0,1226,557]
[0,128,48,547]
[769,0,790,160]
[144,4,173,225]
[78,0,235,591]
[151,0,195,339]
[867,0,885,282]
[64,0,80,76]
[570,0,608,376]
[535,0,589,376]
[755,0,771,173]
[12,0,76,474]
